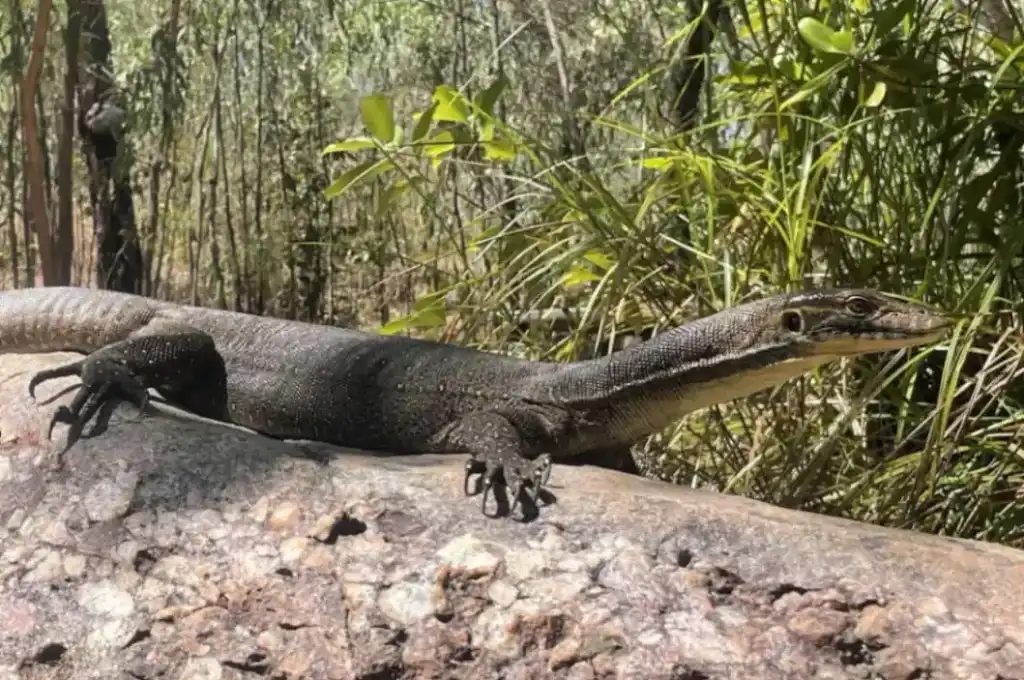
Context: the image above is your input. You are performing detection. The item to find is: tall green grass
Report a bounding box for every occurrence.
[321,0,1024,545]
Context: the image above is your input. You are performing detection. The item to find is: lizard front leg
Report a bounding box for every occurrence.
[438,407,569,519]
[27,323,226,461]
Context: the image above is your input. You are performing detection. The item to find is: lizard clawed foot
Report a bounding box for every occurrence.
[464,452,552,519]
[37,357,152,453]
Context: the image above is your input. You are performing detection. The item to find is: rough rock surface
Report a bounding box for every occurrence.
[1,353,1023,680]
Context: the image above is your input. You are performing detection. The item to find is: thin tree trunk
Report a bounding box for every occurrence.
[538,0,590,171]
[253,1,267,314]
[5,107,19,287]
[78,0,142,292]
[188,89,217,305]
[55,0,81,285]
[206,173,227,309]
[231,0,252,312]
[148,0,182,296]
[21,0,56,285]
[212,31,242,310]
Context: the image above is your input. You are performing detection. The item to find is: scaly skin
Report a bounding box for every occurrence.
[0,286,952,519]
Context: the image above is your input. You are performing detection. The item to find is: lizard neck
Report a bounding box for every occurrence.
[522,323,827,447]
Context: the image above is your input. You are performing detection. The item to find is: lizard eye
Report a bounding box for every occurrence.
[782,310,804,333]
[845,296,873,317]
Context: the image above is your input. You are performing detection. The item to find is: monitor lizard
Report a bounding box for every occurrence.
[0,286,952,518]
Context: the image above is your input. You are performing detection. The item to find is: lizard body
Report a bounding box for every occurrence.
[0,286,951,517]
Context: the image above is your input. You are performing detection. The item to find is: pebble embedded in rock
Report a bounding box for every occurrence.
[23,549,63,584]
[78,581,136,619]
[786,608,850,646]
[84,471,139,523]
[505,548,548,581]
[471,608,520,657]
[488,580,519,607]
[279,536,309,563]
[179,656,223,680]
[378,582,436,625]
[437,534,506,572]
[268,501,301,530]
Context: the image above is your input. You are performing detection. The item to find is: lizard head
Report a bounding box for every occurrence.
[761,288,954,357]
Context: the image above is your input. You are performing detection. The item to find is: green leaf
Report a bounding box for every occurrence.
[872,0,913,36]
[641,157,676,171]
[423,130,456,159]
[413,290,447,312]
[432,85,470,123]
[378,308,446,335]
[779,64,842,111]
[561,268,601,286]
[323,159,393,199]
[321,138,377,155]
[797,17,856,55]
[412,103,438,143]
[582,250,614,270]
[379,294,447,334]
[475,75,509,116]
[360,93,395,143]
[864,81,887,107]
[482,137,517,162]
[780,79,827,110]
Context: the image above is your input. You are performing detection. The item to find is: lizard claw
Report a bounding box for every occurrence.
[28,360,85,400]
[465,451,552,519]
[464,457,486,496]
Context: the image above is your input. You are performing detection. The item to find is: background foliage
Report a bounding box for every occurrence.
[2,0,1023,544]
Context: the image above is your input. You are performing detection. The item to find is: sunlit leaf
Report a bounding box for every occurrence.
[432,85,470,123]
[583,250,614,270]
[482,137,517,161]
[323,159,393,199]
[360,93,395,143]
[797,17,856,55]
[864,81,887,107]
[321,138,377,155]
[423,130,456,158]
[561,268,601,286]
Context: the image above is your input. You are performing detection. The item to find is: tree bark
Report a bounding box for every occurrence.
[21,0,57,286]
[54,0,81,285]
[663,0,722,132]
[78,0,142,292]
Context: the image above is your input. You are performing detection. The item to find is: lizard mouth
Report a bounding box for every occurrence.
[813,325,951,356]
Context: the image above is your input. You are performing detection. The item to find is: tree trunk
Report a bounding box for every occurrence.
[54,0,81,285]
[663,0,722,132]
[21,0,57,286]
[77,0,142,292]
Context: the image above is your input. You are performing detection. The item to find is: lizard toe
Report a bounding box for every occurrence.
[533,453,553,487]
[480,462,503,517]
[28,360,85,400]
[47,379,113,450]
[463,456,487,496]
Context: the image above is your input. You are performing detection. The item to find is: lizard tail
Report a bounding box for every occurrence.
[0,286,157,354]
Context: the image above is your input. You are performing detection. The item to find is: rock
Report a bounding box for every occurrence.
[2,353,1024,679]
